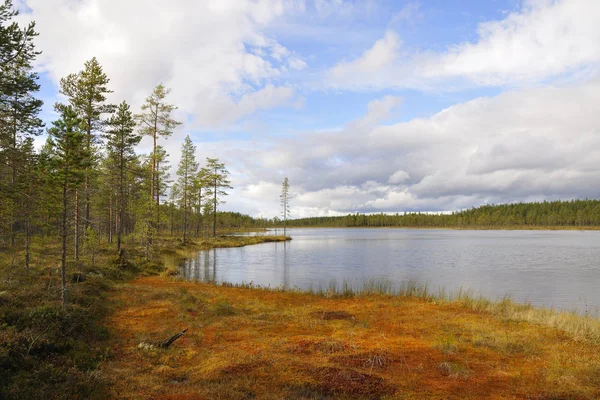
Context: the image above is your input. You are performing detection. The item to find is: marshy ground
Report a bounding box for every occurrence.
[102,276,600,399]
[2,235,600,399]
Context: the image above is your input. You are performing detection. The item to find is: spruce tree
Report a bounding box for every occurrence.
[176,135,198,243]
[47,105,88,308]
[105,101,139,255]
[280,177,290,237]
[155,145,171,233]
[194,167,209,236]
[204,157,232,236]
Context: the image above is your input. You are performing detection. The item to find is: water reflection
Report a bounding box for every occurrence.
[180,228,600,315]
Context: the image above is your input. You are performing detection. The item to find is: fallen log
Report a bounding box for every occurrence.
[159,328,188,349]
[138,328,189,350]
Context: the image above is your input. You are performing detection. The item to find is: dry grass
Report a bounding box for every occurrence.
[101,277,600,399]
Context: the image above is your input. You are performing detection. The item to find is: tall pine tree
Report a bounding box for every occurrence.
[60,57,114,260]
[0,0,42,249]
[205,157,232,237]
[47,105,88,308]
[135,84,180,229]
[176,135,198,243]
[105,101,139,255]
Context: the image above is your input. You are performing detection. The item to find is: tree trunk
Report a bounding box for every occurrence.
[183,179,187,243]
[156,158,161,235]
[213,179,217,237]
[170,204,174,237]
[61,179,68,309]
[74,189,80,263]
[196,188,202,237]
[25,210,30,273]
[108,190,113,244]
[84,116,92,233]
[117,153,124,255]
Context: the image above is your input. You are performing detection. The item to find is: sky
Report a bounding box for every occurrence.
[14,0,600,218]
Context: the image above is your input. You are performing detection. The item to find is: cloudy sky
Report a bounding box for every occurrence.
[15,0,600,218]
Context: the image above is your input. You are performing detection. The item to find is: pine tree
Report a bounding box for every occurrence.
[204,158,232,236]
[16,137,38,272]
[105,101,139,255]
[60,57,114,260]
[0,0,38,69]
[155,145,171,233]
[194,167,209,236]
[176,135,198,243]
[0,0,43,248]
[47,105,88,308]
[135,84,181,228]
[280,177,290,237]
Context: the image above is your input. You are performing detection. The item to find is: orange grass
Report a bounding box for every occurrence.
[101,277,600,399]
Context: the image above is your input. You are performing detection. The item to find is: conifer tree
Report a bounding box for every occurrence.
[205,157,232,236]
[135,84,181,226]
[176,135,198,243]
[47,105,88,308]
[60,57,113,259]
[194,167,209,236]
[0,0,38,69]
[0,0,43,248]
[155,145,171,233]
[280,177,290,236]
[105,101,139,255]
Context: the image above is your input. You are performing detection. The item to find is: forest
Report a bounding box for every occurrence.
[283,199,600,228]
[0,5,273,396]
[0,1,243,281]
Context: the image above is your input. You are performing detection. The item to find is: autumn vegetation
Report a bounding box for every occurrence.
[2,1,600,399]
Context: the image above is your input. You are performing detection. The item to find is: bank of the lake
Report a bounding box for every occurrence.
[281,225,600,230]
[101,275,600,399]
[0,235,289,399]
[3,234,600,399]
[181,228,600,315]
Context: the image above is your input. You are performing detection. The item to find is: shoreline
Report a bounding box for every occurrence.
[3,234,600,398]
[101,272,600,399]
[275,225,600,231]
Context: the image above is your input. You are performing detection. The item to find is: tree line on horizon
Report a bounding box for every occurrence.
[280,199,600,228]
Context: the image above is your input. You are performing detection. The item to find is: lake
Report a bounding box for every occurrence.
[180,228,600,315]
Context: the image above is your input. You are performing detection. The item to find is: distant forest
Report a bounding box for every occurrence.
[270,200,600,228]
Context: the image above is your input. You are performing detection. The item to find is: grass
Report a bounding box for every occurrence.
[100,276,600,399]
[3,234,600,399]
[0,233,289,399]
[305,278,600,344]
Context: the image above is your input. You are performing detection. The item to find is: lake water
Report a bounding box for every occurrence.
[180,228,600,315]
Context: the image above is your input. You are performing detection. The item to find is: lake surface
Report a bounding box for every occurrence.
[180,228,600,315]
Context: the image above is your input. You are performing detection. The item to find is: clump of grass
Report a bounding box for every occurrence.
[212,300,237,317]
[296,277,600,345]
[365,351,392,370]
[436,336,459,355]
[437,361,472,380]
[289,338,354,354]
[472,332,538,356]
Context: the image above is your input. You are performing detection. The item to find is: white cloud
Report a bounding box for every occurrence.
[329,30,400,79]
[218,79,600,216]
[327,0,600,90]
[18,0,305,128]
[192,84,298,128]
[388,170,410,184]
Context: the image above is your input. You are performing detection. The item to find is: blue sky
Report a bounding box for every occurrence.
[19,0,600,217]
